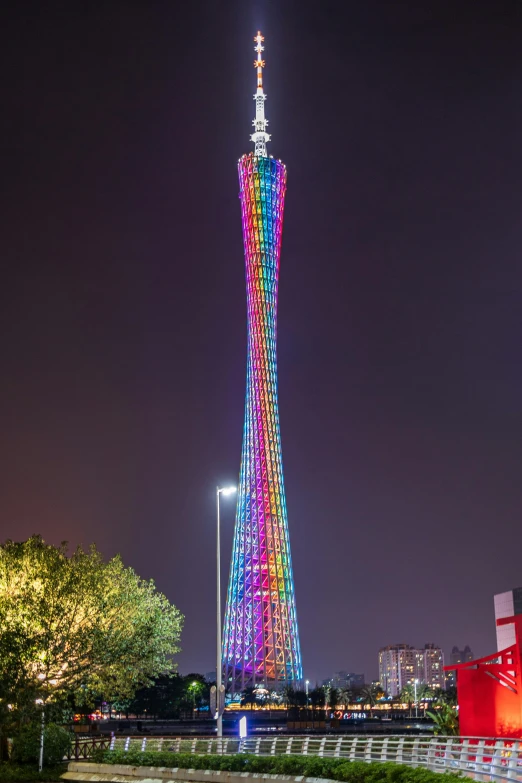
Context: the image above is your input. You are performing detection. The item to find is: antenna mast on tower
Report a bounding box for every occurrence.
[251,31,270,157]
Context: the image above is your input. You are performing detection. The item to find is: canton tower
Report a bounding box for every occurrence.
[222,32,303,693]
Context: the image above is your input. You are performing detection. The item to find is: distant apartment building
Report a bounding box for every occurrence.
[379,643,445,697]
[445,645,474,688]
[331,671,365,690]
[423,642,445,690]
[379,644,419,696]
[494,587,522,651]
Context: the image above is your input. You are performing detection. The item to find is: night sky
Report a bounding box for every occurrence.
[2,0,522,684]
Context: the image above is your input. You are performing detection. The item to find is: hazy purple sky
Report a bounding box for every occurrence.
[2,0,522,683]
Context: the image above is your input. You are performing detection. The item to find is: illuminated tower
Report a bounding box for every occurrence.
[223,32,303,693]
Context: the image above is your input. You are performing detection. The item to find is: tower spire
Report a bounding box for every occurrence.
[251,31,270,157]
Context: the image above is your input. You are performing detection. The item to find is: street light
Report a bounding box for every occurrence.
[216,485,237,738]
[34,671,61,772]
[191,681,197,719]
[305,680,310,718]
[414,679,419,719]
[35,699,44,772]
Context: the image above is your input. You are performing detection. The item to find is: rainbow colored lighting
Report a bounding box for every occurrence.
[222,58,303,690]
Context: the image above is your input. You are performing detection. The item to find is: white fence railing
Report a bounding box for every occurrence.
[104,734,522,782]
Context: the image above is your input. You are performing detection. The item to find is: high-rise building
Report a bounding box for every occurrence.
[331,671,365,690]
[450,645,474,665]
[222,32,303,694]
[445,645,473,688]
[379,644,420,697]
[379,643,445,697]
[494,587,522,651]
[423,643,445,690]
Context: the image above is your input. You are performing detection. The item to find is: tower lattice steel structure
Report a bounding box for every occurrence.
[223,32,303,694]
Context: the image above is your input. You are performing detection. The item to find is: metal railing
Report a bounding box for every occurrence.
[65,735,112,760]
[94,734,522,782]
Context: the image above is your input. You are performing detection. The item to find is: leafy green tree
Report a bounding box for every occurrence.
[339,687,353,712]
[282,686,307,718]
[435,686,457,706]
[295,688,307,710]
[117,672,194,719]
[400,684,415,717]
[282,685,296,711]
[11,723,72,765]
[110,697,132,719]
[327,686,339,713]
[427,703,459,735]
[359,684,380,717]
[240,686,257,710]
[309,686,325,717]
[417,684,433,716]
[0,536,184,718]
[184,675,207,717]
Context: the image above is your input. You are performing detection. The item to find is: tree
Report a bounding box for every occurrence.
[327,686,339,715]
[0,536,184,717]
[284,686,307,718]
[427,703,459,735]
[240,686,257,710]
[282,685,296,712]
[400,684,415,718]
[436,686,457,706]
[116,672,206,720]
[309,686,325,717]
[360,684,380,718]
[339,687,353,712]
[399,683,432,718]
[184,674,207,717]
[417,684,434,716]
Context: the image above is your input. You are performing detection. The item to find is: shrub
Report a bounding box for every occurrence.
[0,762,66,781]
[92,749,461,783]
[11,723,72,765]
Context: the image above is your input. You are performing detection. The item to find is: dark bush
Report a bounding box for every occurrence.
[93,749,461,783]
[11,723,72,765]
[0,761,66,781]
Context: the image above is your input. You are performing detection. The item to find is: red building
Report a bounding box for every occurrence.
[445,615,522,737]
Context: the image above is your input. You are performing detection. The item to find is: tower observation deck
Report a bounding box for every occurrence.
[222,32,303,694]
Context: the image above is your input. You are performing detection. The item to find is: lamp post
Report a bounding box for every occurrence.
[216,485,237,738]
[191,681,197,719]
[305,679,310,720]
[35,699,44,772]
[414,679,419,719]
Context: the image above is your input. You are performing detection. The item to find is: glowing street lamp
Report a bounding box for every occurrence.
[216,485,237,737]
[190,681,198,719]
[414,679,419,719]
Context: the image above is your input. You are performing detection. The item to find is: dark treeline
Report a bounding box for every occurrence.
[102,673,209,720]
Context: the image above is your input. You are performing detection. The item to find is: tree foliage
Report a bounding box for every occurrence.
[426,703,459,735]
[359,684,381,715]
[309,686,325,712]
[11,723,72,765]
[0,536,184,712]
[240,686,258,710]
[111,673,209,719]
[339,687,353,710]
[327,686,339,711]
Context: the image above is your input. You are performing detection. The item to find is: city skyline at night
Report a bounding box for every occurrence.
[1,1,521,684]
